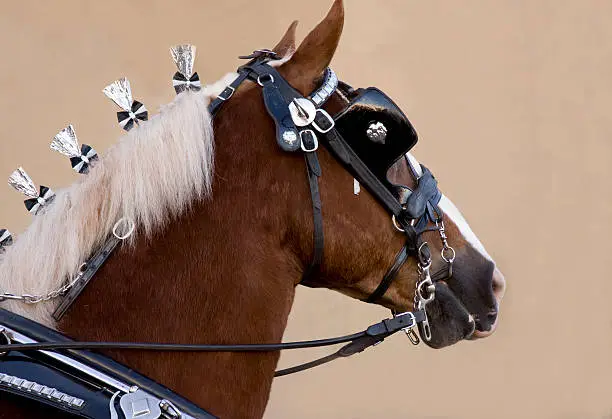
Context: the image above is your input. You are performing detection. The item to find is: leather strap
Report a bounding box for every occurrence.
[275,309,425,376]
[0,310,425,353]
[301,152,324,285]
[52,236,121,321]
[365,243,409,303]
[1,309,425,378]
[208,70,251,116]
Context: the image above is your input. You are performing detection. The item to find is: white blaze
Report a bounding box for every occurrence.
[438,195,492,262]
[406,153,423,177]
[405,152,492,261]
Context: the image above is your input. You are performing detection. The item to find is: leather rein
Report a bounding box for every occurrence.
[0,50,454,376]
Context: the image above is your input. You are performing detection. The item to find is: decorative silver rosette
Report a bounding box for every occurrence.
[51,125,98,174]
[170,44,201,94]
[8,167,55,215]
[103,78,148,131]
[366,121,388,144]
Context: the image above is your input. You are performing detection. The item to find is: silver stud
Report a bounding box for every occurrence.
[41,386,54,397]
[282,130,298,145]
[50,389,65,401]
[366,121,388,144]
[71,398,85,408]
[61,395,75,405]
[19,380,34,391]
[10,377,24,387]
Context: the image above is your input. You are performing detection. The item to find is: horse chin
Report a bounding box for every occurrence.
[420,282,476,349]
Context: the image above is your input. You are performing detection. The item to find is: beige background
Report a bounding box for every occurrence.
[0,1,610,418]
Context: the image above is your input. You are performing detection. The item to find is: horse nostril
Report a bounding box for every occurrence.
[473,310,497,332]
[486,310,498,326]
[491,268,506,302]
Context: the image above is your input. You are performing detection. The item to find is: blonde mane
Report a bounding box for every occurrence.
[0,73,237,327]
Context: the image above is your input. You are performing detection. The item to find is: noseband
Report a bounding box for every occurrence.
[0,50,457,418]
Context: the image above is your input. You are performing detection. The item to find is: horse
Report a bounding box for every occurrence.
[0,1,505,417]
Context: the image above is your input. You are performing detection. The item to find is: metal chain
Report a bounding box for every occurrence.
[0,218,135,305]
[436,219,456,264]
[403,242,436,344]
[0,264,87,304]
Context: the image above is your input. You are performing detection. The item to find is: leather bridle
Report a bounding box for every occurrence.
[0,50,455,376]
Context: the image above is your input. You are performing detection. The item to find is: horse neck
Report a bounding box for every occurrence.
[58,91,306,418]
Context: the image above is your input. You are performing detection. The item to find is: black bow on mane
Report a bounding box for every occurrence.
[117,101,148,131]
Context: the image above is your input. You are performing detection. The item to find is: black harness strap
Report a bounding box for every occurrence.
[365,243,409,303]
[1,309,425,377]
[276,311,424,376]
[301,152,324,284]
[52,236,121,321]
[208,70,251,116]
[275,352,340,377]
[1,312,424,354]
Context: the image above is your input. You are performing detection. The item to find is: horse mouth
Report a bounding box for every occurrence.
[420,281,477,348]
[469,313,499,339]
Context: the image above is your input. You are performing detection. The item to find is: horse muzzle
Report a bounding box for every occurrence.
[470,267,506,339]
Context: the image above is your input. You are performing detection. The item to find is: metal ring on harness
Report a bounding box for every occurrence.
[416,280,435,304]
[441,246,456,263]
[112,218,135,240]
[391,215,415,233]
[257,74,274,86]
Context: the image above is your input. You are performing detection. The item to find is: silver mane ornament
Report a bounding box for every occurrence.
[366,121,388,144]
[170,44,201,94]
[8,167,55,215]
[103,78,148,131]
[51,125,98,174]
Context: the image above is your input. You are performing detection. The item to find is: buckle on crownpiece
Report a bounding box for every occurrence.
[217,86,235,101]
[312,109,335,133]
[238,49,279,60]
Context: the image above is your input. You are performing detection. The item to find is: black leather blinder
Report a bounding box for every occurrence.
[334,87,419,196]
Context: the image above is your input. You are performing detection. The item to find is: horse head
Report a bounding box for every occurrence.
[222,0,506,349]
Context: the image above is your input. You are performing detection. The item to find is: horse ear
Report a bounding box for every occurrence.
[280,0,344,94]
[272,20,299,60]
